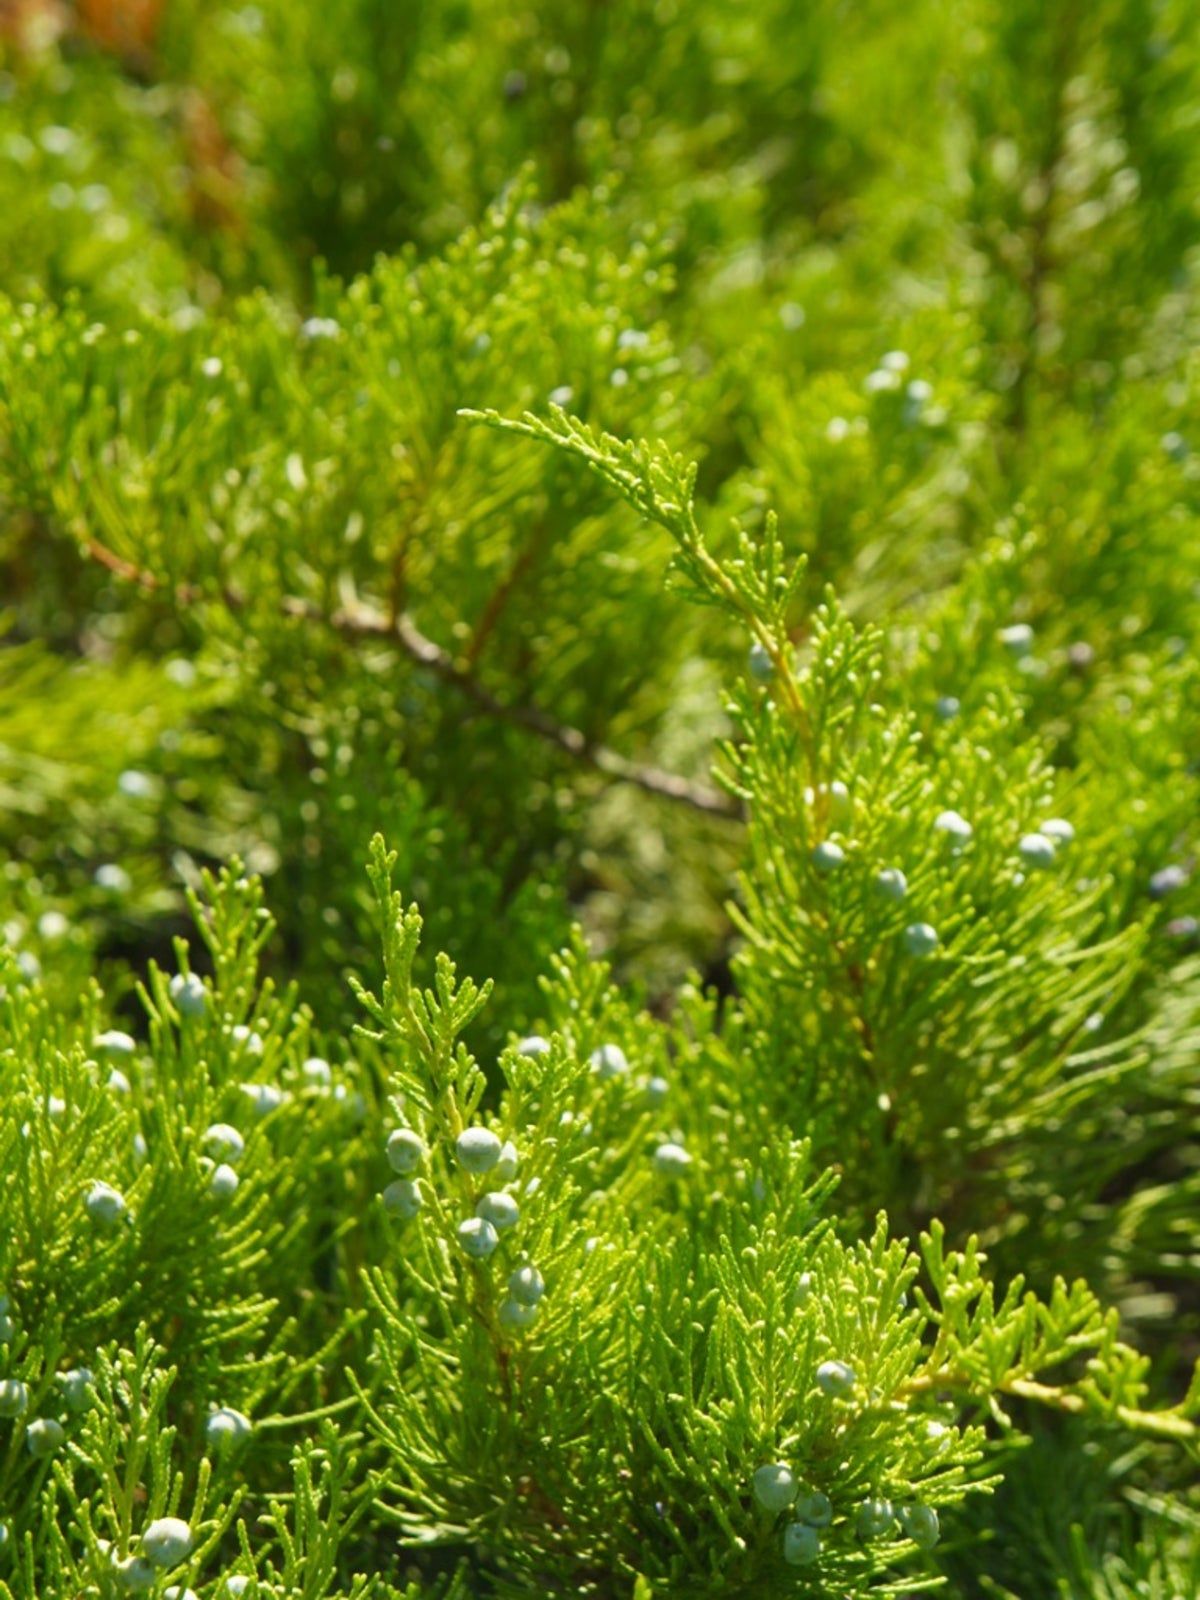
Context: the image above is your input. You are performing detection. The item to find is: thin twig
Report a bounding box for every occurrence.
[79,535,740,819]
[288,593,739,818]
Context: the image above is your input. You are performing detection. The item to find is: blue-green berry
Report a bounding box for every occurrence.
[458,1217,500,1259]
[206,1407,252,1450]
[26,1417,64,1456]
[782,1522,821,1566]
[302,1056,332,1086]
[1149,865,1186,899]
[386,1128,425,1174]
[508,1263,545,1306]
[999,622,1034,655]
[204,1123,245,1165]
[795,1491,832,1528]
[86,1179,128,1225]
[382,1179,422,1218]
[239,1081,284,1117]
[516,1035,551,1057]
[793,1272,813,1308]
[748,641,774,682]
[934,696,960,720]
[875,867,908,900]
[499,1295,539,1330]
[477,1191,520,1230]
[113,1554,157,1591]
[95,863,131,893]
[456,1126,502,1173]
[95,1029,136,1056]
[590,1043,629,1079]
[934,809,972,845]
[645,1075,669,1106]
[211,1163,239,1199]
[0,1378,28,1417]
[141,1517,193,1567]
[169,972,207,1017]
[752,1462,797,1512]
[812,840,846,872]
[815,1359,855,1397]
[898,1504,940,1549]
[1040,818,1074,844]
[1018,832,1056,868]
[857,1498,894,1539]
[903,922,939,957]
[494,1139,520,1181]
[653,1142,692,1175]
[61,1367,94,1412]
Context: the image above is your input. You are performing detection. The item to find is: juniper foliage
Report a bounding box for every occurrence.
[2,0,1200,1595]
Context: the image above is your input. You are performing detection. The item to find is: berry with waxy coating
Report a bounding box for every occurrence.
[793,1272,813,1308]
[782,1522,821,1565]
[590,1042,629,1078]
[231,1024,264,1056]
[141,1517,193,1567]
[386,1128,425,1174]
[645,1075,669,1106]
[898,1504,940,1548]
[1018,832,1056,868]
[206,1406,252,1449]
[515,1035,551,1057]
[477,1191,520,1230]
[934,809,972,845]
[458,1217,499,1259]
[752,1462,797,1512]
[1040,818,1074,843]
[204,1123,245,1165]
[857,1498,895,1539]
[499,1295,538,1330]
[211,1163,239,1199]
[169,972,207,1017]
[653,1141,692,1174]
[935,695,960,720]
[61,1367,94,1411]
[999,622,1034,655]
[456,1126,502,1173]
[302,1056,332,1086]
[875,867,907,900]
[508,1263,545,1305]
[95,1029,136,1056]
[0,1377,28,1417]
[86,1179,128,1225]
[494,1139,519,1181]
[113,1555,157,1591]
[903,922,939,957]
[382,1179,422,1218]
[748,641,774,681]
[812,840,845,872]
[1150,865,1187,899]
[815,1359,855,1396]
[240,1081,284,1117]
[26,1417,64,1456]
[795,1491,832,1528]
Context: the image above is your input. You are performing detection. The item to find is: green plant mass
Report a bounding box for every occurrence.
[2,1,1200,1595]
